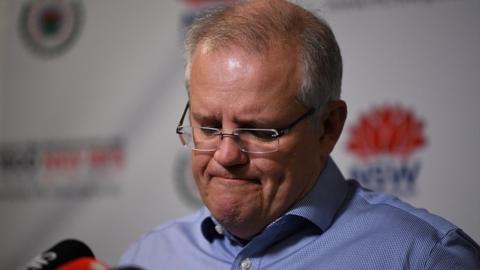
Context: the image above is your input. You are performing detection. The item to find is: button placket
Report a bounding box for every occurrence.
[240,258,252,270]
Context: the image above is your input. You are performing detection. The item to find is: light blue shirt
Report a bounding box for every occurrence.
[119,158,480,269]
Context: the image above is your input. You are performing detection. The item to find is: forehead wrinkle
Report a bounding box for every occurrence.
[191,100,280,127]
[190,42,305,127]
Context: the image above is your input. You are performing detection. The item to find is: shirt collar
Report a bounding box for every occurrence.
[201,214,223,242]
[200,156,348,241]
[286,156,348,231]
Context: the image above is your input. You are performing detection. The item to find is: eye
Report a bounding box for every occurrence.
[253,130,275,139]
[238,129,277,141]
[198,127,220,137]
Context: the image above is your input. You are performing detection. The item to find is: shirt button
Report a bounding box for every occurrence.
[214,224,224,235]
[240,258,251,270]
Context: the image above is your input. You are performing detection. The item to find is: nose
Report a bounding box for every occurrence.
[213,135,248,167]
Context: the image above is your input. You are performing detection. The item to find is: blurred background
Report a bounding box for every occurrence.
[1,0,479,268]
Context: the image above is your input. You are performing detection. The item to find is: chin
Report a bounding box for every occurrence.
[208,195,243,220]
[212,205,245,228]
[207,197,266,238]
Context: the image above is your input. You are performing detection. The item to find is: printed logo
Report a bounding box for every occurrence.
[19,0,84,57]
[346,104,427,196]
[0,138,125,200]
[24,251,57,269]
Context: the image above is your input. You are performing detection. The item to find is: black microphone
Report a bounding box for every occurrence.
[21,239,95,270]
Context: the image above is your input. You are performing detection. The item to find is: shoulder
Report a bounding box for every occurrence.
[337,181,480,268]
[353,183,455,236]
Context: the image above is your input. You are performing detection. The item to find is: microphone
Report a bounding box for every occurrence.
[56,258,145,270]
[57,257,110,270]
[21,239,95,270]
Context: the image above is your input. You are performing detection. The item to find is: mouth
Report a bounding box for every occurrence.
[210,175,260,186]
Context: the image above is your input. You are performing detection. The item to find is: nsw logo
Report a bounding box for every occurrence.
[346,104,427,196]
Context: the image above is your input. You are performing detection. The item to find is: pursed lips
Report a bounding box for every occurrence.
[209,174,261,186]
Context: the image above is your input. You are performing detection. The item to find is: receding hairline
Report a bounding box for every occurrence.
[185,0,317,87]
[191,1,315,51]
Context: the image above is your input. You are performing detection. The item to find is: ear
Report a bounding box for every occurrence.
[318,100,347,154]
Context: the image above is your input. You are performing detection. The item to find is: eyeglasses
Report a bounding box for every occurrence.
[175,102,315,154]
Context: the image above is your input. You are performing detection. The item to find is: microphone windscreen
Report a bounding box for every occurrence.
[57,257,110,270]
[22,239,95,270]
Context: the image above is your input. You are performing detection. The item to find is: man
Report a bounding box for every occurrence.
[120,0,479,269]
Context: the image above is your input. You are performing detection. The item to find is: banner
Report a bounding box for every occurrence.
[1,0,479,268]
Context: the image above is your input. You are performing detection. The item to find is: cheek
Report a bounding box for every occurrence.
[254,157,289,192]
[287,140,324,185]
[191,153,211,180]
[254,157,283,176]
[265,138,321,186]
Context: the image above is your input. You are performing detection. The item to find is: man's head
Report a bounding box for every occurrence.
[185,0,343,118]
[181,0,346,240]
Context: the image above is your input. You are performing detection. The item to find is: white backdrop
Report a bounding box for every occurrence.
[1,0,5,128]
[1,0,479,268]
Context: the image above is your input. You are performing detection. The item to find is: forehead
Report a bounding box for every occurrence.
[188,44,303,120]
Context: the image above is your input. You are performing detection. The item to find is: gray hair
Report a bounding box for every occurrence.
[184,0,342,121]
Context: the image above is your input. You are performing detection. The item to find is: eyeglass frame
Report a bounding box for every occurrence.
[175,101,316,152]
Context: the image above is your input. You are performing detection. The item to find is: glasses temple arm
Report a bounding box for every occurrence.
[177,101,190,127]
[275,107,316,137]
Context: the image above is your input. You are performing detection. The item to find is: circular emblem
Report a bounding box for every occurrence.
[174,151,203,208]
[19,0,84,57]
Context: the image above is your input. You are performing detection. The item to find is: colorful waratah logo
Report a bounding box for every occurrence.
[19,0,84,57]
[346,104,427,196]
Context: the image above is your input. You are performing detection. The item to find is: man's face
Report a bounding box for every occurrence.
[188,44,330,240]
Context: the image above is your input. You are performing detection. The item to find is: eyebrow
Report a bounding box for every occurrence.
[190,111,273,128]
[190,111,219,124]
